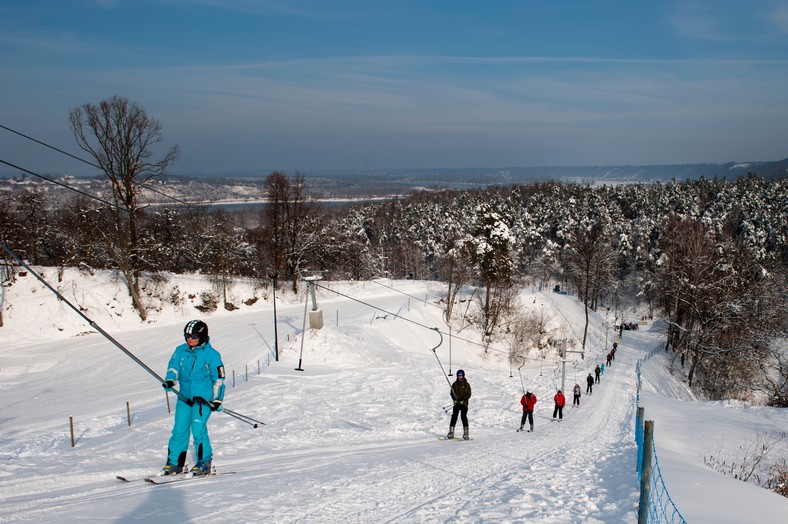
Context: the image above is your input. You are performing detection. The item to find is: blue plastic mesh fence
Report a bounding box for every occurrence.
[636,348,687,524]
[645,445,688,524]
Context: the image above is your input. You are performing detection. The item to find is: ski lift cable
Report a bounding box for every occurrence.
[311,280,513,357]
[370,279,443,311]
[547,291,611,363]
[1,123,98,168]
[0,158,259,266]
[313,280,561,366]
[0,124,252,231]
[1,123,181,204]
[0,158,118,209]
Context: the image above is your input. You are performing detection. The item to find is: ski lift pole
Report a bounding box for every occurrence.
[1,243,263,428]
[427,328,451,388]
[448,325,453,376]
[1,243,169,386]
[295,280,310,371]
[518,358,527,394]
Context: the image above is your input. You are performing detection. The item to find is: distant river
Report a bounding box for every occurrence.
[149,197,397,212]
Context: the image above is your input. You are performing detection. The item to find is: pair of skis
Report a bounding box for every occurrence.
[117,470,235,485]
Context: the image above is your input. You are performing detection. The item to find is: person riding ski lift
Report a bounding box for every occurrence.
[161,320,225,476]
[446,369,472,440]
[520,390,537,432]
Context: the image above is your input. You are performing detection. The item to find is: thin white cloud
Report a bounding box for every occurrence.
[670,1,734,43]
[669,0,788,43]
[770,4,788,33]
[216,54,788,74]
[158,0,315,17]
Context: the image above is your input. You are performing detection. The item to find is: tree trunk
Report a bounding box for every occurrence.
[123,268,147,321]
[582,299,589,350]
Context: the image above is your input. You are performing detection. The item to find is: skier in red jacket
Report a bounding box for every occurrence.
[553,390,566,420]
[519,391,537,432]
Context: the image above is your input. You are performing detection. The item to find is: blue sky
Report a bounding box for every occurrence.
[2,0,788,176]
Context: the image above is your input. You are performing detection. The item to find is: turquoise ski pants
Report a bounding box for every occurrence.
[167,399,213,467]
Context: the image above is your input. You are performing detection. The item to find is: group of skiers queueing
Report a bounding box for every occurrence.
[162,319,624,473]
[516,335,620,433]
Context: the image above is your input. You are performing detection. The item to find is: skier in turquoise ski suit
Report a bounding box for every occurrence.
[162,320,225,475]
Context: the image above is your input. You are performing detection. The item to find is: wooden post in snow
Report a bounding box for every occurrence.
[637,420,654,524]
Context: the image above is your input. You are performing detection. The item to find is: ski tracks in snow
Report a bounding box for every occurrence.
[186,345,640,523]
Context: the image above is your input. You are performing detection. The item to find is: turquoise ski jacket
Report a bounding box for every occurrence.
[165,340,225,403]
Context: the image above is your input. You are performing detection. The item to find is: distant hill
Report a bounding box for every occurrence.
[2,159,785,202]
[167,158,788,187]
[296,159,788,195]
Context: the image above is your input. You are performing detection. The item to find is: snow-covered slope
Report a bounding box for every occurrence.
[1,270,786,523]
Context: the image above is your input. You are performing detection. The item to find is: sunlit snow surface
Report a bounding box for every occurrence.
[1,271,786,523]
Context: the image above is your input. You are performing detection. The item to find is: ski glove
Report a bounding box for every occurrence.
[163,380,175,390]
[192,396,221,411]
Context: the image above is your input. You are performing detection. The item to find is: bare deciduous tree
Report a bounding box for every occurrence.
[69,95,179,320]
[438,235,472,323]
[563,223,616,351]
[507,306,556,366]
[262,171,316,292]
[657,216,785,398]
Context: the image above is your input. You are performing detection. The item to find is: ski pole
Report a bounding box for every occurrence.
[223,407,266,427]
[2,243,263,428]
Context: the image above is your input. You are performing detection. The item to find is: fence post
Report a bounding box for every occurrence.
[636,406,645,472]
[638,420,654,524]
[126,401,132,427]
[69,416,75,447]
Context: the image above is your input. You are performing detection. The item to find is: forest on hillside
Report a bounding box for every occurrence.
[2,171,786,407]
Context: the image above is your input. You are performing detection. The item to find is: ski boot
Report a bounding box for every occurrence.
[518,424,524,432]
[191,460,212,476]
[462,426,469,440]
[446,426,455,439]
[529,424,534,433]
[161,463,183,476]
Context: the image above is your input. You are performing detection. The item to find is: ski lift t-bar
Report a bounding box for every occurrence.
[1,242,263,428]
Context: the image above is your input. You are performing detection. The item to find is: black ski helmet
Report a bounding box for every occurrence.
[184,320,209,345]
[456,369,465,377]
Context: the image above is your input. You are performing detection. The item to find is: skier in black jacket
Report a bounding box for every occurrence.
[446,370,472,440]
